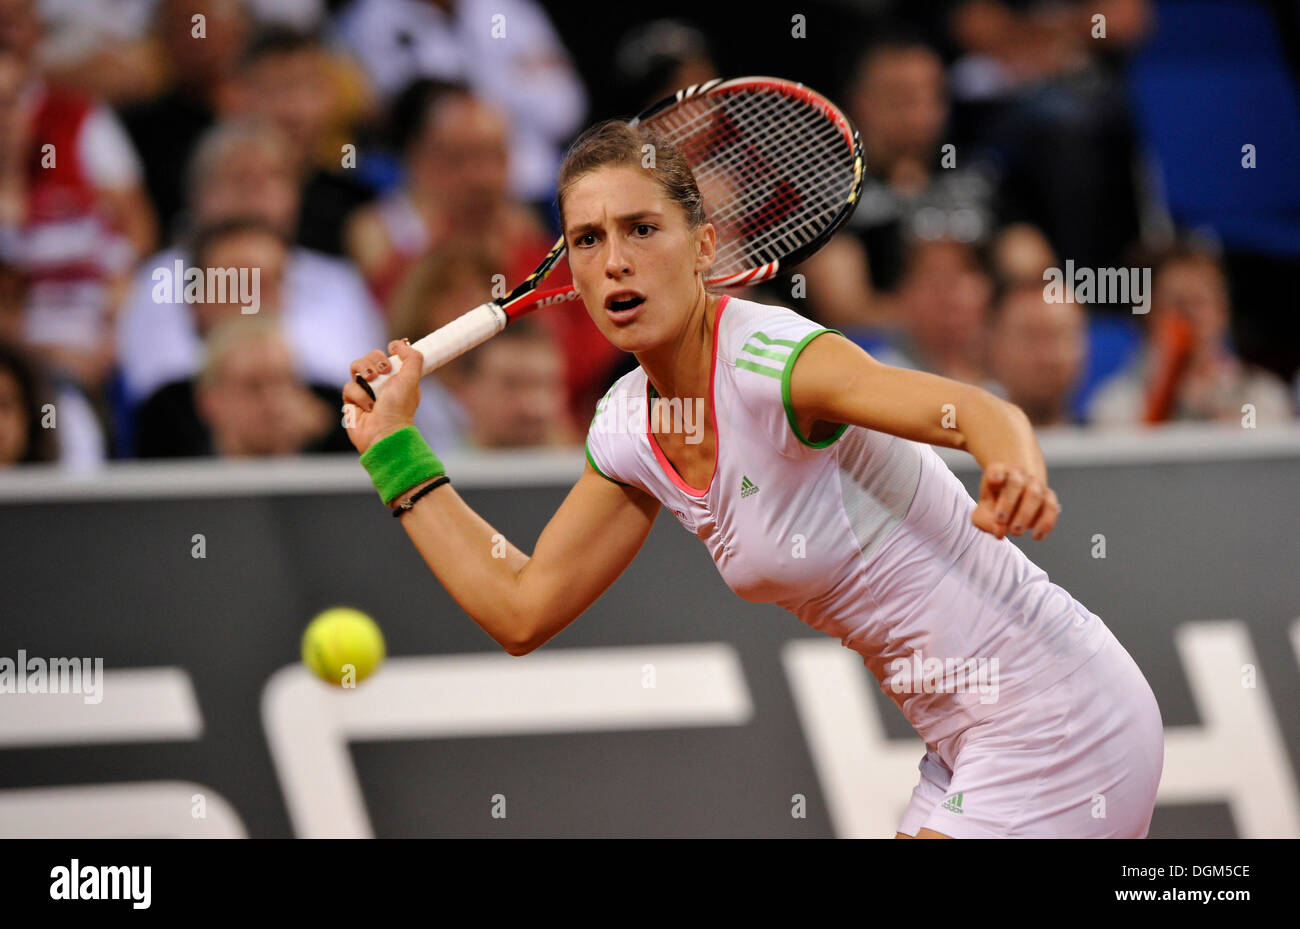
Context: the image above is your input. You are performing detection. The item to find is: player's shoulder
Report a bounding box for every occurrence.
[585,366,649,488]
[586,365,649,446]
[592,365,647,417]
[716,294,836,381]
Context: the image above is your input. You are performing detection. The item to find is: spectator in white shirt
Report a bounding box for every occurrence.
[115,118,385,409]
[335,0,586,204]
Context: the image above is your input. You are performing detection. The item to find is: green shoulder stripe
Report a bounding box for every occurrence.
[736,358,783,379]
[740,342,791,363]
[748,330,800,348]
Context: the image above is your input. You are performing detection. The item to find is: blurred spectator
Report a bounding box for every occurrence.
[611,19,716,110]
[33,0,165,104]
[118,0,251,239]
[0,258,24,346]
[987,280,1087,427]
[335,0,586,205]
[991,221,1056,287]
[241,0,326,31]
[872,236,996,388]
[384,239,495,451]
[0,338,55,464]
[116,119,385,410]
[448,315,577,449]
[185,316,342,458]
[0,338,105,468]
[34,0,328,103]
[0,6,157,401]
[946,0,1150,278]
[229,27,374,256]
[178,214,289,338]
[1087,246,1294,427]
[798,33,996,330]
[345,81,542,305]
[846,33,997,270]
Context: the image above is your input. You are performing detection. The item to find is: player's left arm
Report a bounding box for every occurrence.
[788,331,1061,541]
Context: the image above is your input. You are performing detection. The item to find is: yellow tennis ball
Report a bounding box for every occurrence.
[301,607,386,687]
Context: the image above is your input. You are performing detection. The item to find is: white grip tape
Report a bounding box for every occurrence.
[364,302,508,398]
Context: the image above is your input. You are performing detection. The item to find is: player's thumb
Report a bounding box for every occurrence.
[971,501,1000,535]
[389,339,426,387]
[971,476,1002,536]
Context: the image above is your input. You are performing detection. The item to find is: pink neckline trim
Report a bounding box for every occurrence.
[645,294,730,498]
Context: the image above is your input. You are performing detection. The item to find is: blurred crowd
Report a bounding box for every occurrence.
[0,0,1295,471]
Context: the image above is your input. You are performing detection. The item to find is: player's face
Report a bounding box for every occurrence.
[563,166,714,353]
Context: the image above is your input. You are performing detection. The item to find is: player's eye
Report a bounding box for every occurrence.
[575,233,596,248]
[633,223,655,237]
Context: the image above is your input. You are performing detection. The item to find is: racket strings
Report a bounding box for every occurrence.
[642,87,856,276]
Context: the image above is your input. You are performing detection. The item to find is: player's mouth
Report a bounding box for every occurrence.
[604,291,647,324]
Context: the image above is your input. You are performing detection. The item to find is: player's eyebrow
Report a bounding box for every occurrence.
[565,211,664,240]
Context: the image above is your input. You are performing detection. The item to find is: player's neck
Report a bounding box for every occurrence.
[636,290,718,405]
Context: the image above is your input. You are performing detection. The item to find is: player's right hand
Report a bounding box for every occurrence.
[342,339,424,454]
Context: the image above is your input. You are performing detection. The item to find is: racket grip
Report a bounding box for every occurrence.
[357,302,508,401]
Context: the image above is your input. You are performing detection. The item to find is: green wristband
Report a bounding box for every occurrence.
[359,426,445,505]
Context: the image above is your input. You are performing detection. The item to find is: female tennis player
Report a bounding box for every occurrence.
[341,121,1164,839]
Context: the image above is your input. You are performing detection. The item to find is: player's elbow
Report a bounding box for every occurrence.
[499,601,552,656]
[502,621,539,656]
[500,601,578,656]
[499,612,537,656]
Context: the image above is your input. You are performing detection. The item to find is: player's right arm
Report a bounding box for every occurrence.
[343,341,660,656]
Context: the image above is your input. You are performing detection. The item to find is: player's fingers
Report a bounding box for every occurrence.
[348,352,374,379]
[993,468,1026,527]
[342,380,373,411]
[349,349,391,381]
[341,400,359,430]
[1008,477,1046,536]
[1031,490,1062,540]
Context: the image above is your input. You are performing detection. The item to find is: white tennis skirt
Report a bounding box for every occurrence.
[897,624,1165,838]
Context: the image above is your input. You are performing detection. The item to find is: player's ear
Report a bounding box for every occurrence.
[694,222,716,273]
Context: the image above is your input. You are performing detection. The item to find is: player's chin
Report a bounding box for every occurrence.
[597,314,654,351]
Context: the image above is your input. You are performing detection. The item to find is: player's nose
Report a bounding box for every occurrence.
[604,237,632,277]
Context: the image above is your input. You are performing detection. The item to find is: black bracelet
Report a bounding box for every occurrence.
[391,475,450,517]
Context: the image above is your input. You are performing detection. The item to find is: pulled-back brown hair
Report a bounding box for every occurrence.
[556,120,705,235]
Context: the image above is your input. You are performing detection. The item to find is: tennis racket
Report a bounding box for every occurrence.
[355,75,864,402]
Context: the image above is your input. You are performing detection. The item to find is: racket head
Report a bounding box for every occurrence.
[630,76,864,287]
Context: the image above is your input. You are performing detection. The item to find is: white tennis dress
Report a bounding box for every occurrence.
[585,294,1164,838]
